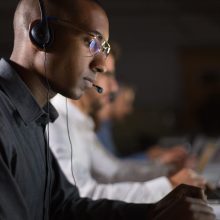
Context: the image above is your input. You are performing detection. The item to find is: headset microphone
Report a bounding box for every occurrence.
[93,84,103,94]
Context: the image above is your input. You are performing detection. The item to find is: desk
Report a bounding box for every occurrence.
[209,203,220,220]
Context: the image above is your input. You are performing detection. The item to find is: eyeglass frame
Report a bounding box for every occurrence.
[47,16,111,58]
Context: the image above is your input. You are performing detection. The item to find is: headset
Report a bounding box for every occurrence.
[29,0,53,49]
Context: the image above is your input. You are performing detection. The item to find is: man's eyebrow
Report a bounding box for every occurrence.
[89,30,104,41]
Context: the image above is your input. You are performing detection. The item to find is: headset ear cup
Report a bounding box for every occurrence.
[29,19,54,49]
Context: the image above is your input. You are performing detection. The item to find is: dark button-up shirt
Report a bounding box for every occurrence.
[0,58,151,220]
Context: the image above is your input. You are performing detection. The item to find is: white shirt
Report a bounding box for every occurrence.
[49,94,173,203]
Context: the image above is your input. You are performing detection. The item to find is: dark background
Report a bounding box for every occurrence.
[1,0,220,154]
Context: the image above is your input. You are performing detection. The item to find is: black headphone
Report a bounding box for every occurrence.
[29,0,54,49]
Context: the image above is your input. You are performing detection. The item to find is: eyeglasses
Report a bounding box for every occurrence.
[48,17,111,58]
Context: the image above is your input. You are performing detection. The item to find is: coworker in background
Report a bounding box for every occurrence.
[49,50,206,204]
[97,84,135,156]
[97,83,191,170]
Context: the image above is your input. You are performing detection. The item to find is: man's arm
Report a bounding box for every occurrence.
[59,152,172,203]
[90,137,170,183]
[49,116,172,203]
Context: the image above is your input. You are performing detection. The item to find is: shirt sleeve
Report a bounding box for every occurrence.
[49,109,172,204]
[90,138,170,183]
[49,125,172,203]
[59,153,172,203]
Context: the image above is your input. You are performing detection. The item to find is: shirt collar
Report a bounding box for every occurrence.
[51,94,95,129]
[0,58,58,124]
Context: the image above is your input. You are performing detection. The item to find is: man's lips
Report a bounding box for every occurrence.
[83,77,95,88]
[83,77,95,84]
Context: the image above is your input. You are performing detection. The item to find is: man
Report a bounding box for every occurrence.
[50,51,206,203]
[0,0,215,219]
[96,83,190,164]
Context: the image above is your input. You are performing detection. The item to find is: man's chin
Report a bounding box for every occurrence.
[68,86,92,100]
[59,89,84,100]
[71,89,85,100]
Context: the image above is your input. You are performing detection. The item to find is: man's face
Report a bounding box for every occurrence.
[91,54,118,106]
[83,53,118,114]
[44,0,109,100]
[99,54,116,102]
[112,88,135,121]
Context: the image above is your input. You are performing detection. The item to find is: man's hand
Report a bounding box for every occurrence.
[149,184,215,220]
[169,168,206,188]
[158,146,188,168]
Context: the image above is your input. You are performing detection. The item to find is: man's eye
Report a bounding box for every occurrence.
[84,37,93,47]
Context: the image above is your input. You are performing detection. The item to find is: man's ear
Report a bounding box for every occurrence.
[29,19,54,50]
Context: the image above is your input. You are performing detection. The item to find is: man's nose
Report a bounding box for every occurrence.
[111,78,119,93]
[90,54,107,74]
